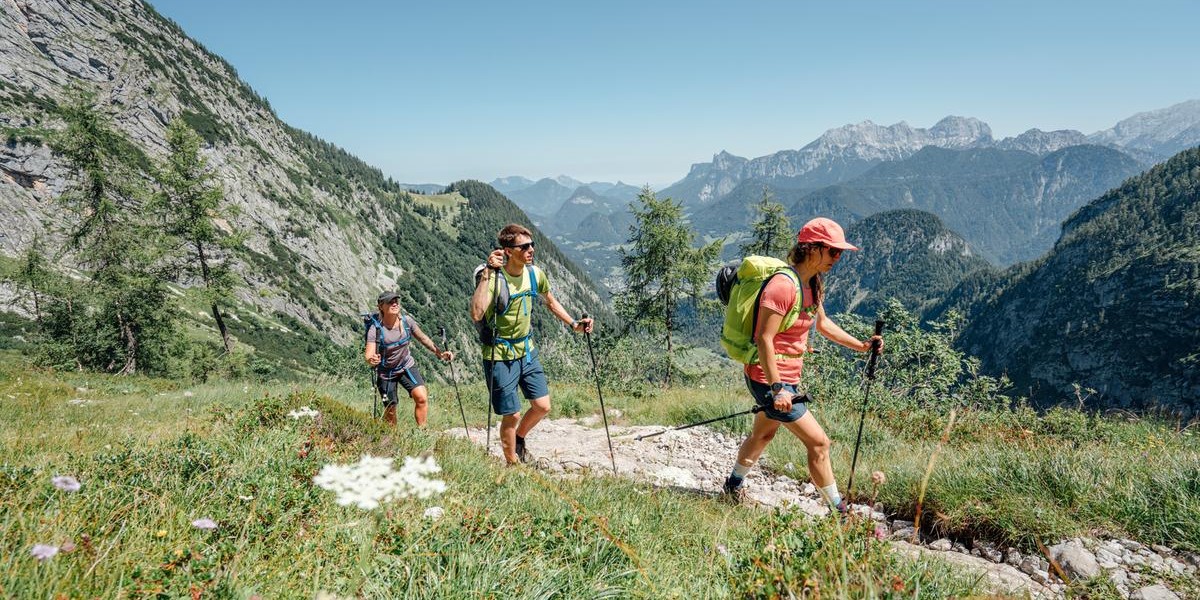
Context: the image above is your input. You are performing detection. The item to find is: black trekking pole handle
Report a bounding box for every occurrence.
[635,393,813,441]
[847,319,885,498]
[440,326,471,440]
[581,313,618,474]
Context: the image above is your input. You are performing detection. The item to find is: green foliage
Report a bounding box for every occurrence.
[731,510,974,598]
[616,187,723,385]
[156,117,239,352]
[51,94,176,375]
[739,187,792,259]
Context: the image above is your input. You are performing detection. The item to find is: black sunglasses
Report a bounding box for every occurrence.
[826,247,843,259]
[506,241,535,251]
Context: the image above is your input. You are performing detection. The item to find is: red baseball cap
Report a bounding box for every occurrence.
[797,217,858,251]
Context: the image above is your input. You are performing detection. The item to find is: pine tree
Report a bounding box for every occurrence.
[10,237,53,325]
[157,117,239,353]
[740,186,791,258]
[617,186,721,385]
[55,94,174,375]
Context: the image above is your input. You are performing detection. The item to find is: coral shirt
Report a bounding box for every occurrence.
[744,274,816,385]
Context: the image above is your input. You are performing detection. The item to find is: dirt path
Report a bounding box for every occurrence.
[451,416,1062,598]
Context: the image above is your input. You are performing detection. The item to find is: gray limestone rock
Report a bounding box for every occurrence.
[1048,540,1101,580]
[1129,584,1180,600]
[929,538,952,551]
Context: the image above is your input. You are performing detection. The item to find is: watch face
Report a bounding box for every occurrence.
[770,383,784,392]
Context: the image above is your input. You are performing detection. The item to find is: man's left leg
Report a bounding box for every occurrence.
[514,352,551,462]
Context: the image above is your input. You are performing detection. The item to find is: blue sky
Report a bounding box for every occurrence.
[148,0,1200,187]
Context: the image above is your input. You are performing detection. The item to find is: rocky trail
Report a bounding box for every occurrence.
[451,416,1197,599]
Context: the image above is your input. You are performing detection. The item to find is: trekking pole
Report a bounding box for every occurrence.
[581,312,617,474]
[485,266,500,454]
[371,379,379,420]
[440,326,470,439]
[846,319,885,499]
[635,394,813,441]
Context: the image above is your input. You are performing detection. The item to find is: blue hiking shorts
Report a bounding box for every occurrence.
[483,349,550,416]
[745,375,808,423]
[376,365,425,407]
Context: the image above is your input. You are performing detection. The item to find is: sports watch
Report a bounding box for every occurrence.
[769,382,784,397]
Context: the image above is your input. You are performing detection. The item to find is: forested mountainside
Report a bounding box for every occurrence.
[823,210,992,318]
[0,0,604,349]
[955,146,1200,413]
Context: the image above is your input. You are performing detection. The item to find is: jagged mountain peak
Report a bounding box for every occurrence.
[1089,99,1200,158]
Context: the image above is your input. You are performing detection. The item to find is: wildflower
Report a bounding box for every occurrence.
[715,543,731,558]
[238,495,254,501]
[155,529,168,538]
[191,518,218,531]
[870,471,886,486]
[183,391,194,397]
[30,544,58,561]
[313,455,447,510]
[61,540,77,553]
[423,506,445,521]
[784,462,795,472]
[288,406,320,419]
[874,525,888,540]
[52,475,81,492]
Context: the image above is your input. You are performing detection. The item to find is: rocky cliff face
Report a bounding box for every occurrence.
[0,0,602,342]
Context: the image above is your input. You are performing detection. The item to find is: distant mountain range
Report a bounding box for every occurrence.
[487,176,640,223]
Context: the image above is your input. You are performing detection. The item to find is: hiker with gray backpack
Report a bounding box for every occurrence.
[717,217,883,512]
[364,291,454,427]
[470,224,594,465]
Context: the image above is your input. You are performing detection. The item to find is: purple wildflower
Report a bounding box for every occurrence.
[191,518,218,531]
[52,475,81,492]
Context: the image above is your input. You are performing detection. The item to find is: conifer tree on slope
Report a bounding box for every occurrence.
[55,94,173,374]
[740,186,792,259]
[156,118,239,354]
[617,186,721,385]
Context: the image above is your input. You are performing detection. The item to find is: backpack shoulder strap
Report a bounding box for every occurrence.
[752,268,804,339]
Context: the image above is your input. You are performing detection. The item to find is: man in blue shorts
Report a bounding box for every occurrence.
[470,224,594,464]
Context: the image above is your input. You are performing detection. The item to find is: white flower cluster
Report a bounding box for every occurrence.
[313,455,447,510]
[287,406,320,419]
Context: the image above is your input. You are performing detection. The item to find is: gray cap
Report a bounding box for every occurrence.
[377,291,400,304]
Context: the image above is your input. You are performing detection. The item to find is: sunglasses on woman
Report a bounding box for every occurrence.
[826,247,843,259]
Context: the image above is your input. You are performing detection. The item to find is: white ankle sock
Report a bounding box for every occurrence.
[820,483,842,507]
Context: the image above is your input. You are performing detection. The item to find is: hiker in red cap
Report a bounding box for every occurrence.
[722,217,883,512]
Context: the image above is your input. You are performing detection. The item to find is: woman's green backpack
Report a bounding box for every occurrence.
[717,256,805,364]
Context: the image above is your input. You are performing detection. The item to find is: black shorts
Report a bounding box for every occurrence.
[376,365,425,407]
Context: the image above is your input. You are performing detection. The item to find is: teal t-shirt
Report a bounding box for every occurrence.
[480,265,550,360]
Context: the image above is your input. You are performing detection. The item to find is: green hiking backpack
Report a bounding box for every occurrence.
[717,255,808,365]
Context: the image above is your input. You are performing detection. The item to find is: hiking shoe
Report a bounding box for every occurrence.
[832,500,850,519]
[515,436,529,463]
[721,481,747,504]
